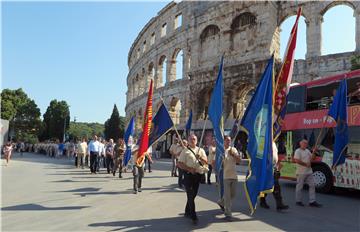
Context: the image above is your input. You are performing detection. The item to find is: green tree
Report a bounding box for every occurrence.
[104,104,124,141]
[68,122,104,141]
[1,88,41,142]
[351,55,360,70]
[42,100,70,141]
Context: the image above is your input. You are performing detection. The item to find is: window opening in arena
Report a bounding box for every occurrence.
[322,4,355,55]
[175,13,182,29]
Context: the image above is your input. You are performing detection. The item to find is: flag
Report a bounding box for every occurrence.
[136,79,153,167]
[123,117,135,166]
[273,7,301,140]
[240,56,274,214]
[208,56,225,197]
[149,103,174,147]
[328,79,349,167]
[185,110,193,137]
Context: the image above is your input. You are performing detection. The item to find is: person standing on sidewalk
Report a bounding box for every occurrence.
[294,139,322,208]
[88,135,100,174]
[113,138,126,178]
[217,135,241,221]
[169,138,180,177]
[3,142,13,166]
[260,142,289,211]
[76,138,87,169]
[178,133,208,225]
[105,139,115,174]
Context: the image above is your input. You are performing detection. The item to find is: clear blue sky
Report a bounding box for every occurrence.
[2,2,356,123]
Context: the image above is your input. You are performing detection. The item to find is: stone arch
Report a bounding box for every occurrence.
[169,48,184,81]
[169,96,182,125]
[320,1,356,15]
[195,87,213,120]
[199,25,221,63]
[230,12,258,54]
[158,55,167,87]
[226,83,254,119]
[141,68,146,93]
[271,13,307,60]
[321,3,356,55]
[133,74,139,98]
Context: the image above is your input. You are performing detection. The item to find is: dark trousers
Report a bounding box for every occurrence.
[89,152,99,173]
[184,173,201,220]
[178,168,184,187]
[207,164,213,184]
[144,156,151,172]
[106,155,114,174]
[133,165,144,191]
[260,170,283,207]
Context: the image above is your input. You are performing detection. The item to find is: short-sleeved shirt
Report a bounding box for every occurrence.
[77,142,88,154]
[294,148,313,175]
[223,147,240,179]
[169,144,181,157]
[178,146,208,174]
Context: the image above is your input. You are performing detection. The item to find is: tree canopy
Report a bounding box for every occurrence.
[1,88,41,142]
[104,104,125,141]
[41,100,70,141]
[68,122,104,141]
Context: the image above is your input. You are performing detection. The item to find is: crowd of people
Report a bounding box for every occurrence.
[2,132,322,225]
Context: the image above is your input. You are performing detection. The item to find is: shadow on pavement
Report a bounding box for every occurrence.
[2,203,89,211]
[88,209,254,231]
[50,179,110,183]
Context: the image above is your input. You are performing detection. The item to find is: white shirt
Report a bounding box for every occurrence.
[88,140,100,153]
[294,148,313,175]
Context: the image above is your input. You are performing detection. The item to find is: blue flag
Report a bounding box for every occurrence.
[328,79,348,167]
[185,110,193,137]
[123,117,135,166]
[240,56,274,214]
[208,56,225,197]
[149,103,174,146]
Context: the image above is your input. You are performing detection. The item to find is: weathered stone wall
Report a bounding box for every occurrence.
[125,1,360,132]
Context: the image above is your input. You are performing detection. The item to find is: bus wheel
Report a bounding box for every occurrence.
[312,165,333,193]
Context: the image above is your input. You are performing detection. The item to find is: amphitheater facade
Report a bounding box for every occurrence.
[125,1,360,133]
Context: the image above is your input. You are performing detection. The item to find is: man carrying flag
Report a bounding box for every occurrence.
[240,56,275,214]
[132,79,153,194]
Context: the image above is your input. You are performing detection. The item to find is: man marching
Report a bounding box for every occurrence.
[217,135,241,221]
[178,133,208,225]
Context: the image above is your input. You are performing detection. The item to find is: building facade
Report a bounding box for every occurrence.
[125,1,360,132]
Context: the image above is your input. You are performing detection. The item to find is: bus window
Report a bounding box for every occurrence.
[286,85,306,113]
[348,127,360,158]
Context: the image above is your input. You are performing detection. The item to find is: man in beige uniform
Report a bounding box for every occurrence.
[217,135,241,221]
[178,133,208,225]
[76,138,88,169]
[294,139,322,207]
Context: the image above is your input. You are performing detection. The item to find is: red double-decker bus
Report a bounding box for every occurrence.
[279,69,360,193]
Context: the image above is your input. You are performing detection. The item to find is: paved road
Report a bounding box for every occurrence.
[2,152,360,231]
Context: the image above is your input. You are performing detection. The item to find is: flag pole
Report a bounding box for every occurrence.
[311,115,329,157]
[199,115,207,149]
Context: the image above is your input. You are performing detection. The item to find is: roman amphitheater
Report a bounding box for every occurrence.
[125,1,360,134]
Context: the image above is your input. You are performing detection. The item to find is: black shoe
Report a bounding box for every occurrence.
[119,174,122,178]
[296,202,305,207]
[149,170,152,173]
[133,190,137,194]
[138,188,142,192]
[309,201,322,208]
[174,174,178,177]
[184,213,191,218]
[217,203,225,212]
[224,216,233,222]
[192,217,198,225]
[276,204,289,211]
[112,172,115,176]
[260,201,270,209]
